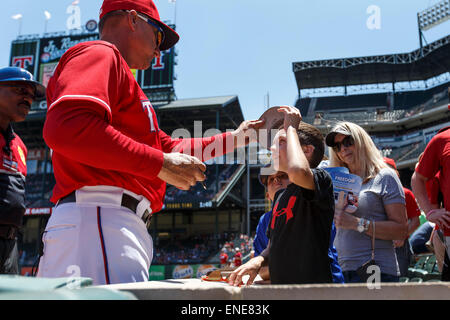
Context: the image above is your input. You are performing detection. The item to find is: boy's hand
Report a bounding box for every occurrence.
[278,106,302,131]
[228,256,264,287]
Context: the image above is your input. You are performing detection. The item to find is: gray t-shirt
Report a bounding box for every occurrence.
[334,168,405,276]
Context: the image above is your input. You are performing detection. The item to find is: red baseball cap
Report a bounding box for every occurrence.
[99,0,180,51]
[383,157,397,170]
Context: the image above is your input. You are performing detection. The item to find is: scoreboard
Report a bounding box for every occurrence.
[9,30,176,108]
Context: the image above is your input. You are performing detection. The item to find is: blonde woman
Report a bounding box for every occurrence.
[325,121,408,283]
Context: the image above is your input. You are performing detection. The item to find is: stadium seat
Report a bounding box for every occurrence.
[407,254,431,278]
[407,254,441,281]
[423,255,441,281]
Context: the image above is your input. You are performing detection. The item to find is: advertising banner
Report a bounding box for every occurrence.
[165,264,220,280]
[149,265,166,280]
[38,34,99,87]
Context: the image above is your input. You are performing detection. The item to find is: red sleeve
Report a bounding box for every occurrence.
[426,174,440,205]
[160,131,233,162]
[404,188,421,219]
[44,101,164,179]
[47,43,120,122]
[415,135,443,180]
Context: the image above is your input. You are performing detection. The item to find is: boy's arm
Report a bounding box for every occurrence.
[277,106,315,190]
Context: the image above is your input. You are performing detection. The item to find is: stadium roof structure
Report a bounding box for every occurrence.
[293,34,450,91]
[155,95,245,134]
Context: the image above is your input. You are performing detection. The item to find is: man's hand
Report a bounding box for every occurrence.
[231,119,265,149]
[228,255,264,287]
[157,152,206,190]
[278,106,302,131]
[427,208,450,231]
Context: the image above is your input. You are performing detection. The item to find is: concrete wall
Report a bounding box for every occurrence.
[101,279,450,300]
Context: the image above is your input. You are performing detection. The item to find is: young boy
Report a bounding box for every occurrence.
[229,106,335,285]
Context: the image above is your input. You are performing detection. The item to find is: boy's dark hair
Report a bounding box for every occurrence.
[296,122,325,169]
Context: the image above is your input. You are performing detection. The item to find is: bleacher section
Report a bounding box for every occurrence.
[207,233,253,265]
[153,234,218,265]
[314,93,388,112]
[382,141,425,162]
[395,82,449,110]
[301,83,449,124]
[164,163,240,209]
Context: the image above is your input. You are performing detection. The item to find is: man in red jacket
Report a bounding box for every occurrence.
[37,0,262,284]
[412,125,450,281]
[0,67,45,274]
[384,157,420,277]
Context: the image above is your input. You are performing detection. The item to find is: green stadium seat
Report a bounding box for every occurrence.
[399,277,409,283]
[408,277,423,283]
[407,254,432,278]
[424,255,436,273]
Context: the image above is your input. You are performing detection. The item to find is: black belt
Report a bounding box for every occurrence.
[58,191,152,228]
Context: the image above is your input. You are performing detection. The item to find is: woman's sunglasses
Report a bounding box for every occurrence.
[333,135,354,152]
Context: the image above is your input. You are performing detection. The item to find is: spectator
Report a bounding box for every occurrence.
[383,157,421,277]
[409,152,441,255]
[326,121,407,283]
[233,248,242,267]
[220,248,229,267]
[254,167,287,256]
[255,164,344,283]
[0,67,45,274]
[410,222,435,255]
[229,107,335,285]
[411,125,450,281]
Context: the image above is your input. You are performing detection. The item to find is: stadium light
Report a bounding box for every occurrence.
[418,0,450,31]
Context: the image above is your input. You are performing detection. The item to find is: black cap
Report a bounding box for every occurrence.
[325,128,352,147]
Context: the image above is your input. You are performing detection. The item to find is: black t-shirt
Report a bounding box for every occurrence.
[268,168,335,284]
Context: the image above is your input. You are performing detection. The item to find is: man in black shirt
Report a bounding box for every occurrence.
[0,67,45,274]
[229,106,334,285]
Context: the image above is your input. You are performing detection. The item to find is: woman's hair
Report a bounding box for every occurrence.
[328,121,388,182]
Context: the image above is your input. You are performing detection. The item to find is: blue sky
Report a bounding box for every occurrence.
[1,0,449,122]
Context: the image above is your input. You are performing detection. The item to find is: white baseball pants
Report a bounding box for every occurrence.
[36,186,153,285]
